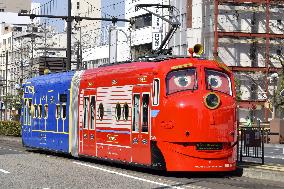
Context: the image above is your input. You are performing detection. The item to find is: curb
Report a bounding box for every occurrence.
[240,165,284,182]
[0,135,21,143]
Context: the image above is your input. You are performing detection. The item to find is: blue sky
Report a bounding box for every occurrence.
[32,0,67,32]
[31,0,125,32]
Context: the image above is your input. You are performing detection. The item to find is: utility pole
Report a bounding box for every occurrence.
[44,21,47,71]
[30,24,34,78]
[66,0,72,71]
[5,50,8,120]
[18,11,131,71]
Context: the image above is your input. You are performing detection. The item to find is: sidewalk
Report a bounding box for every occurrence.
[238,162,284,182]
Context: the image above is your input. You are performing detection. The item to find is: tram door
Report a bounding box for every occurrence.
[80,90,97,156]
[131,86,151,165]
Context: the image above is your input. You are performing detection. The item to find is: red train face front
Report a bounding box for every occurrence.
[153,59,237,171]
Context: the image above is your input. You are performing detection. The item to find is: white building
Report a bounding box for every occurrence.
[125,0,170,59]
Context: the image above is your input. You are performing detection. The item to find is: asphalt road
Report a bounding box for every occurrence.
[0,138,284,189]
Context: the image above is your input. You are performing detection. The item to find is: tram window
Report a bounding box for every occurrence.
[90,96,95,129]
[56,104,61,119]
[62,104,66,119]
[28,99,32,125]
[115,103,121,121]
[166,68,197,95]
[38,104,42,118]
[98,103,104,121]
[44,104,48,119]
[142,94,149,133]
[83,97,89,129]
[23,99,27,124]
[132,94,140,132]
[205,69,232,96]
[123,103,129,120]
[33,104,38,118]
[153,79,160,106]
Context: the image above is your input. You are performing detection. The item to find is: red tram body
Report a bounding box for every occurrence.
[76,56,237,172]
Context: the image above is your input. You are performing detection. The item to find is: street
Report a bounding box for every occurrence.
[0,137,284,189]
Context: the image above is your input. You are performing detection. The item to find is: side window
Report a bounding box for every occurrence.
[142,94,149,133]
[33,104,38,118]
[153,79,160,106]
[62,104,66,119]
[98,103,104,121]
[56,104,61,119]
[38,104,42,118]
[28,99,32,125]
[23,99,27,124]
[123,103,129,121]
[90,96,95,129]
[115,103,121,121]
[132,94,140,132]
[44,104,48,119]
[83,97,89,129]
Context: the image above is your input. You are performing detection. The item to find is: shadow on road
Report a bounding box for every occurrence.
[26,148,244,179]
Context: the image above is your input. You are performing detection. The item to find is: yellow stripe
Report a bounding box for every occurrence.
[32,130,69,135]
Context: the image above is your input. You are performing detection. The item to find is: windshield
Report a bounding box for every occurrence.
[205,69,232,95]
[166,68,197,95]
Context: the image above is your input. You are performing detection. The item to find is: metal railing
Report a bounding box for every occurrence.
[238,126,265,164]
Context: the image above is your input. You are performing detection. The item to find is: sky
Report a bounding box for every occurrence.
[32,0,67,32]
[31,0,126,33]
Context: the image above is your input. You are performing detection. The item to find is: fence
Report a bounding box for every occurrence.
[238,126,265,164]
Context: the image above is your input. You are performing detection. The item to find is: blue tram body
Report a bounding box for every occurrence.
[22,71,75,153]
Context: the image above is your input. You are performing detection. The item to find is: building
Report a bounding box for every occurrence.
[169,0,283,123]
[0,0,31,13]
[125,0,170,59]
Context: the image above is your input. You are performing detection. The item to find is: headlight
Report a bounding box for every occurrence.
[204,92,220,109]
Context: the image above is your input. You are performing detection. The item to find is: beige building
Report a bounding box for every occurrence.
[0,0,31,13]
[71,0,101,45]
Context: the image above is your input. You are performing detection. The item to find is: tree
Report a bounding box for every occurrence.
[271,54,284,118]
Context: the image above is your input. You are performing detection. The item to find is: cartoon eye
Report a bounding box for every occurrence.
[174,76,191,87]
[208,75,222,88]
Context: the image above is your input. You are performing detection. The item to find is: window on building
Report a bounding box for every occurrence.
[77,2,80,9]
[0,9,4,12]
[134,14,152,29]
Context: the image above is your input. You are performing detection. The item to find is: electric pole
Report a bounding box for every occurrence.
[5,50,8,120]
[66,0,72,70]
[18,10,131,71]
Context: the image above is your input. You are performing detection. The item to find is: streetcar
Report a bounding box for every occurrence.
[21,44,237,172]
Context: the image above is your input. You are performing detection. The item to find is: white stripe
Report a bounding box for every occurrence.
[0,169,10,174]
[73,161,183,189]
